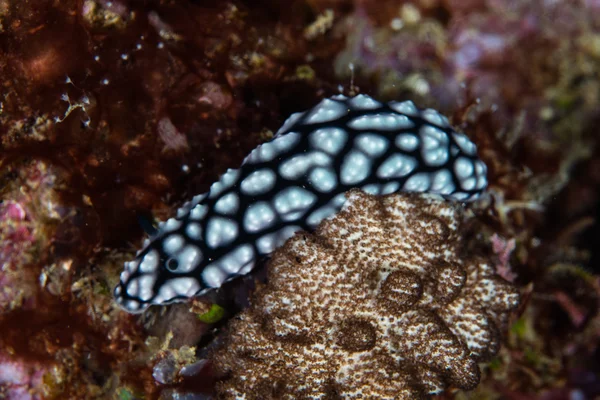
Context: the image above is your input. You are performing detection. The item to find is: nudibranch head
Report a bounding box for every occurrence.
[114,94,488,313]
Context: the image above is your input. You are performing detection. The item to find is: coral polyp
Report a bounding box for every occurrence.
[213,190,519,399]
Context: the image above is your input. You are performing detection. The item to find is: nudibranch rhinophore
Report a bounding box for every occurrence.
[114,94,488,313]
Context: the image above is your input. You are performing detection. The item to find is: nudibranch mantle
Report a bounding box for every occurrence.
[115,94,488,313]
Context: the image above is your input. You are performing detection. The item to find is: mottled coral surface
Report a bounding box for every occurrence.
[1,0,600,399]
[214,190,519,399]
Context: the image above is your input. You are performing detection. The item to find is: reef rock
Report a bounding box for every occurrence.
[213,189,520,399]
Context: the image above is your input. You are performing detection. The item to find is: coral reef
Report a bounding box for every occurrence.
[213,189,519,399]
[1,0,599,398]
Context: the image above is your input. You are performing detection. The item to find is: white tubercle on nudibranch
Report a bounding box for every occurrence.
[114,94,488,313]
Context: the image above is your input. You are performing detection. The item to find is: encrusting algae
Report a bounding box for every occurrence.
[213,189,520,399]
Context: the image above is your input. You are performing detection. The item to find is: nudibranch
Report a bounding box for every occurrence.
[114,94,488,313]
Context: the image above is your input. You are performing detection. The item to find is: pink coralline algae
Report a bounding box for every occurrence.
[0,202,33,262]
[213,189,520,399]
[0,160,59,313]
[0,355,49,400]
[0,201,35,304]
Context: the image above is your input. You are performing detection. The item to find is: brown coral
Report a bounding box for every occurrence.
[213,189,520,399]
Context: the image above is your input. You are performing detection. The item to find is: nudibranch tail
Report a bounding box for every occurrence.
[114,94,488,313]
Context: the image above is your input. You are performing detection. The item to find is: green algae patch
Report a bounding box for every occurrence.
[197,304,225,324]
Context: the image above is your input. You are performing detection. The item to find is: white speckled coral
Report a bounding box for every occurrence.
[214,190,520,399]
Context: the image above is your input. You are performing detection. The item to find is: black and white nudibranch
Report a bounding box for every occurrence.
[114,94,488,313]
